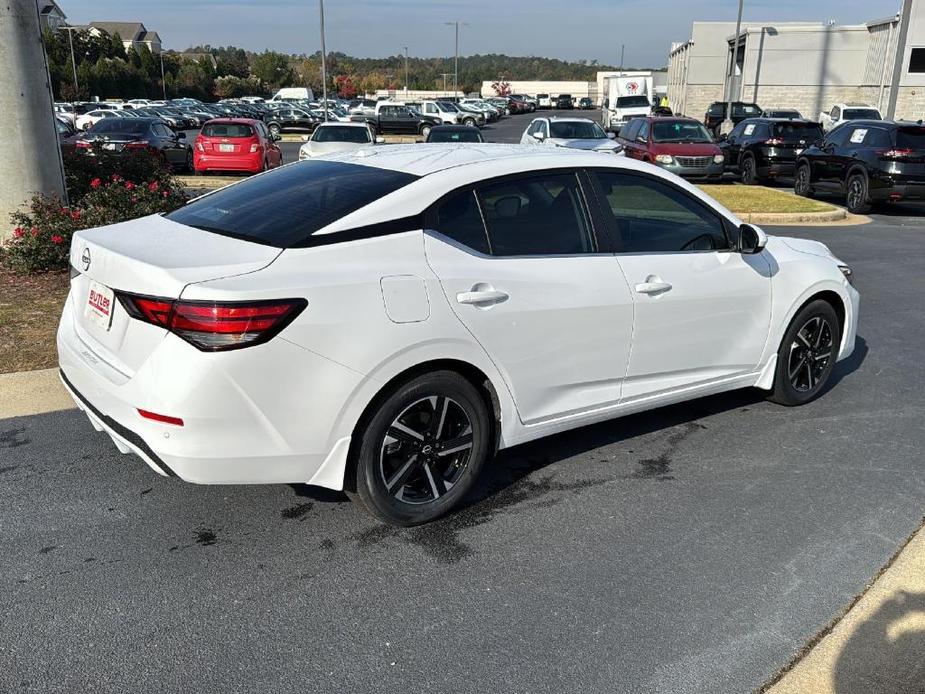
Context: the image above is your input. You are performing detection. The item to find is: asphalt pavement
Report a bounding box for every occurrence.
[3,111,925,693]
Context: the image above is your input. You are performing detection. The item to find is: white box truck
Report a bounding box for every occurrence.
[602,75,653,131]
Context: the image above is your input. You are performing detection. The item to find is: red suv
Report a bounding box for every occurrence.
[617,117,725,181]
[193,118,283,175]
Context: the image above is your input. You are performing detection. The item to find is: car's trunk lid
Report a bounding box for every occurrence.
[68,214,280,377]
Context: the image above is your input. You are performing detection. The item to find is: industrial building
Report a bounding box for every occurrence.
[667,2,925,122]
[479,71,667,105]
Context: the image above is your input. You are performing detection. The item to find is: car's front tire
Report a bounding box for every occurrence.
[794,162,814,198]
[845,173,872,214]
[741,155,759,185]
[350,371,491,526]
[768,299,841,406]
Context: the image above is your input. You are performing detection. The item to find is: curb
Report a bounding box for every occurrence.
[0,368,74,419]
[741,209,847,225]
[764,518,925,693]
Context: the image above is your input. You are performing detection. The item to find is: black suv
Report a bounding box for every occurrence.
[556,94,574,109]
[720,118,824,185]
[264,108,321,136]
[794,120,925,213]
[704,101,762,135]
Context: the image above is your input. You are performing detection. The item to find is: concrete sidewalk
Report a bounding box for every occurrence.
[766,520,925,693]
[0,367,74,418]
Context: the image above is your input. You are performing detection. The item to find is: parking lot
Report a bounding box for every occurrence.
[3,179,924,694]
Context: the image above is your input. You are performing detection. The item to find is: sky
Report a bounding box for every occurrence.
[66,0,902,67]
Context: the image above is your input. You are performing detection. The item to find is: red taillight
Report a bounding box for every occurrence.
[123,141,151,150]
[117,294,307,351]
[75,141,91,149]
[879,148,913,160]
[764,137,784,146]
[138,409,184,426]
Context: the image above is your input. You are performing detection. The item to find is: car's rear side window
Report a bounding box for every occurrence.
[431,190,491,254]
[896,127,925,149]
[166,160,418,248]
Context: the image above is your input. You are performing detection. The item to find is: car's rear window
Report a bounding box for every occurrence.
[895,127,925,149]
[201,123,254,138]
[772,122,823,141]
[166,160,419,248]
[428,130,483,143]
[89,120,151,134]
[312,126,370,143]
[844,108,881,120]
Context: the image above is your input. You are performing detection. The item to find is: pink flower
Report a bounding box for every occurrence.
[12,227,23,238]
[51,234,64,245]
[30,226,39,238]
[125,181,135,191]
[90,178,101,189]
[70,210,81,220]
[162,191,169,198]
[148,181,159,192]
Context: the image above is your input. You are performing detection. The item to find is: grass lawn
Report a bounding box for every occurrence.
[0,269,69,374]
[698,184,836,214]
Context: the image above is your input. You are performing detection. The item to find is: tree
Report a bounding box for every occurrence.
[334,74,357,99]
[492,80,511,96]
[107,32,127,61]
[251,51,294,90]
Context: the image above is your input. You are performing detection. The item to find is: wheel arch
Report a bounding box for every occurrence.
[342,358,505,493]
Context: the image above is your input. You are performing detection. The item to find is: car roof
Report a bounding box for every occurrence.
[315,121,368,127]
[545,117,598,123]
[202,118,260,125]
[318,143,626,176]
[430,125,477,132]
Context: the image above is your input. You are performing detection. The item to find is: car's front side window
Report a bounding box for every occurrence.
[475,172,593,257]
[591,171,729,253]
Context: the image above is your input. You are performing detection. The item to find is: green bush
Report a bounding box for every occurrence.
[3,173,187,274]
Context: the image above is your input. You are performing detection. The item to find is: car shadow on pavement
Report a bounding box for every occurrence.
[833,590,925,694]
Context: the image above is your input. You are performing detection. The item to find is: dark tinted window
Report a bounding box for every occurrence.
[910,48,925,73]
[825,124,852,148]
[615,96,650,108]
[772,122,823,141]
[843,108,881,120]
[636,121,650,142]
[707,103,725,116]
[428,129,483,143]
[733,103,762,117]
[166,161,419,248]
[202,123,254,138]
[431,189,490,254]
[549,121,606,139]
[89,119,152,134]
[896,126,925,149]
[592,171,728,253]
[476,173,592,256]
[845,126,891,147]
[312,126,371,143]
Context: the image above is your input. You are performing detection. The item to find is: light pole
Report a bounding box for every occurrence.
[319,0,328,121]
[444,21,468,97]
[403,46,409,93]
[60,26,80,99]
[887,0,913,119]
[440,72,451,95]
[721,0,745,135]
[620,44,625,72]
[159,50,166,100]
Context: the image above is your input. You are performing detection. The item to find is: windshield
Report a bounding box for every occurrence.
[166,161,418,248]
[896,127,925,149]
[733,104,762,116]
[428,129,483,143]
[437,101,459,112]
[616,96,650,108]
[88,120,151,134]
[201,123,254,138]
[549,121,606,139]
[312,126,370,143]
[844,108,882,120]
[651,121,712,143]
[772,122,823,141]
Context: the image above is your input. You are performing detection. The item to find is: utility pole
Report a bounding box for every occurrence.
[721,0,745,135]
[620,44,625,72]
[445,21,468,97]
[403,46,409,92]
[440,72,451,94]
[319,0,328,121]
[0,0,67,238]
[159,50,166,100]
[61,26,80,99]
[886,0,913,120]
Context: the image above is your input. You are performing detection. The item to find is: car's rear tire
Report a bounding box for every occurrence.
[794,162,814,198]
[268,123,281,137]
[768,299,841,407]
[845,172,872,214]
[741,155,758,185]
[420,124,432,139]
[350,371,491,526]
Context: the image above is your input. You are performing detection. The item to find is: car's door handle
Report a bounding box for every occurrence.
[635,279,672,295]
[457,286,509,307]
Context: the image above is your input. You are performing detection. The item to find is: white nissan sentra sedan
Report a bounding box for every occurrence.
[59,145,859,526]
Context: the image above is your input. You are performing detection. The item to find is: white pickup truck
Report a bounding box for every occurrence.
[818,103,883,132]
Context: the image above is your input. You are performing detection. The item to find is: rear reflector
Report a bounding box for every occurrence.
[117,294,307,351]
[138,409,184,426]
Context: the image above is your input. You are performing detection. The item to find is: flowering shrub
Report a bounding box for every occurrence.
[2,175,187,273]
[63,145,178,203]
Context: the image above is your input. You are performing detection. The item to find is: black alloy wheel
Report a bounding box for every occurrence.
[741,155,757,185]
[794,162,814,197]
[845,173,871,214]
[769,300,841,406]
[350,371,491,526]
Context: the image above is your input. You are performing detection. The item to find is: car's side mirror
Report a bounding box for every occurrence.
[375,136,385,144]
[739,224,767,254]
[532,131,545,141]
[606,132,616,139]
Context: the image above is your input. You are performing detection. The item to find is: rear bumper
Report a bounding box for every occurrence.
[757,160,796,178]
[57,294,362,488]
[194,152,262,173]
[869,178,925,201]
